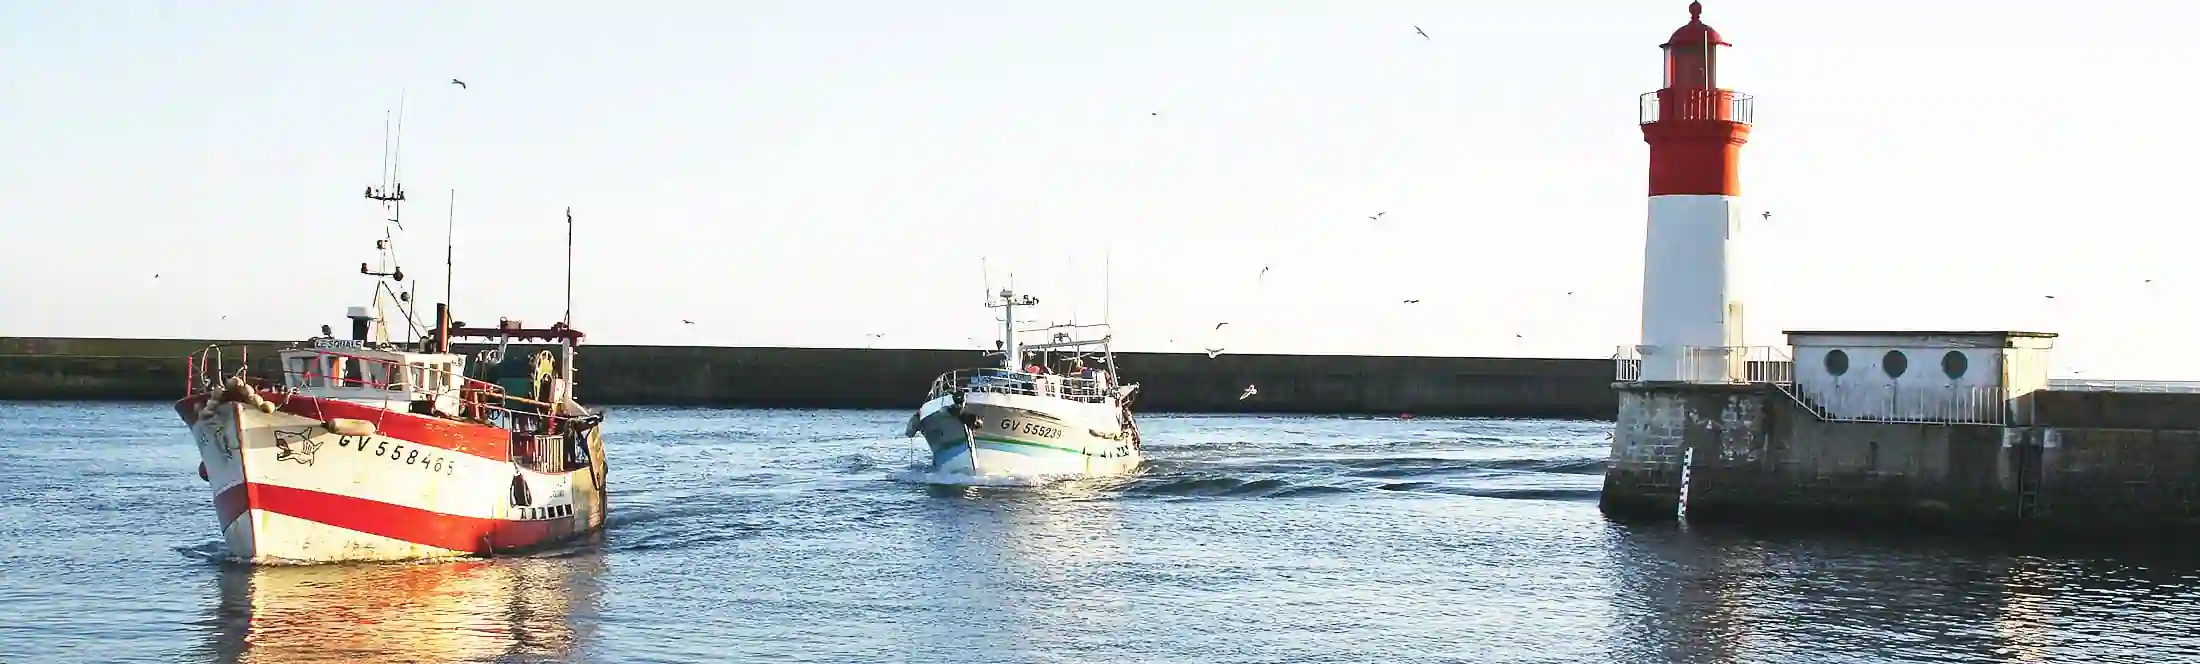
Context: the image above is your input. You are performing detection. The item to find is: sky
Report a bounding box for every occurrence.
[3,0,2198,378]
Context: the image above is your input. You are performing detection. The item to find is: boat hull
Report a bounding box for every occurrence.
[176,391,607,564]
[913,392,1142,478]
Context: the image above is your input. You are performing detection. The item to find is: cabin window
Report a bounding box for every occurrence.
[329,357,360,387]
[360,361,392,390]
[1883,350,1909,379]
[1824,349,1850,377]
[288,357,321,387]
[406,365,426,390]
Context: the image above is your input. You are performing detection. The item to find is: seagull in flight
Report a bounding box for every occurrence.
[1259,265,1270,281]
[1760,211,1771,220]
[681,319,695,325]
[1239,384,1259,400]
[1214,322,1230,330]
[1205,348,1225,358]
[1414,25,1429,40]
[1402,299,1419,304]
[450,78,467,89]
[1368,211,1387,222]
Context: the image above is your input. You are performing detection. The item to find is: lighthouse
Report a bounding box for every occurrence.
[1636,1,1752,383]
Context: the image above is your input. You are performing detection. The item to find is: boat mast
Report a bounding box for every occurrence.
[989,287,1039,372]
[363,100,410,346]
[1103,246,1114,375]
[561,207,576,396]
[445,189,455,323]
[564,207,574,327]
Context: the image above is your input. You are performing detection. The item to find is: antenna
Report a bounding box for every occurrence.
[380,110,391,192]
[564,207,574,325]
[391,91,406,203]
[359,98,415,345]
[445,189,456,315]
[1104,245,1113,326]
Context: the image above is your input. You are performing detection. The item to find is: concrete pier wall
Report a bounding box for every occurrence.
[0,337,1619,417]
[1603,383,2200,537]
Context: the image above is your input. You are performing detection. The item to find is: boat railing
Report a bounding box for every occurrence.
[928,368,1114,404]
[186,344,586,434]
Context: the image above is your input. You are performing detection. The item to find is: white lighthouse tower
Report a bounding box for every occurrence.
[1636,1,1753,383]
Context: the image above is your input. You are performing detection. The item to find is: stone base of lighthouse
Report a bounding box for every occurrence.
[1600,361,2200,544]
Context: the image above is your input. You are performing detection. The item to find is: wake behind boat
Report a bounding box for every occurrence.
[906,288,1145,479]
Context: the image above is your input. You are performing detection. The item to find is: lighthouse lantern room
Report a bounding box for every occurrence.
[1635,1,1754,383]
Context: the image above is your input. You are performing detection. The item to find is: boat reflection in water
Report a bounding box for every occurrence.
[201,551,606,664]
[919,479,1134,653]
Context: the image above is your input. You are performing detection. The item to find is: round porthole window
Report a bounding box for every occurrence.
[1941,351,1968,379]
[1884,350,1909,378]
[1824,349,1849,376]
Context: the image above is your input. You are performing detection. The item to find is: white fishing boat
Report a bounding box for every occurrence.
[905,288,1145,479]
[173,120,610,564]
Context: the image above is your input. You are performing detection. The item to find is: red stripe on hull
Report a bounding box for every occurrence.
[176,391,514,462]
[243,483,569,554]
[274,396,511,462]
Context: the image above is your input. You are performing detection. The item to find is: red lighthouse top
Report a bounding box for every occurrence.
[1640,1,1751,197]
[1660,2,1730,91]
[1662,2,1728,49]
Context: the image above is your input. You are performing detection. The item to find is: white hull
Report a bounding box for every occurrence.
[913,391,1143,479]
[183,393,605,564]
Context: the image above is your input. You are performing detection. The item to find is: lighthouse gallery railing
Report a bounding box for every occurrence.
[1639,89,1754,125]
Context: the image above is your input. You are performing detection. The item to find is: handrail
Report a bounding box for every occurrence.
[1614,344,1794,384]
[929,368,1115,404]
[1639,89,1754,125]
[275,346,511,395]
[186,344,584,429]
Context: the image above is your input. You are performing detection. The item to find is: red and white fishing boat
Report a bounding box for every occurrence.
[174,137,610,564]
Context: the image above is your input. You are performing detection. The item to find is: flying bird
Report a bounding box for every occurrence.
[1414,25,1429,40]
[1239,384,1259,400]
[682,319,695,325]
[450,79,467,89]
[1214,322,1229,330]
[1368,211,1387,221]
[1259,265,1270,281]
[1205,348,1225,358]
[1761,211,1771,220]
[1402,299,1419,304]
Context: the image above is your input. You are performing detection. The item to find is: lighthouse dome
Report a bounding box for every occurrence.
[1662,2,1730,48]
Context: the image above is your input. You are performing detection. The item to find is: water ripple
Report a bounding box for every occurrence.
[0,402,2195,664]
